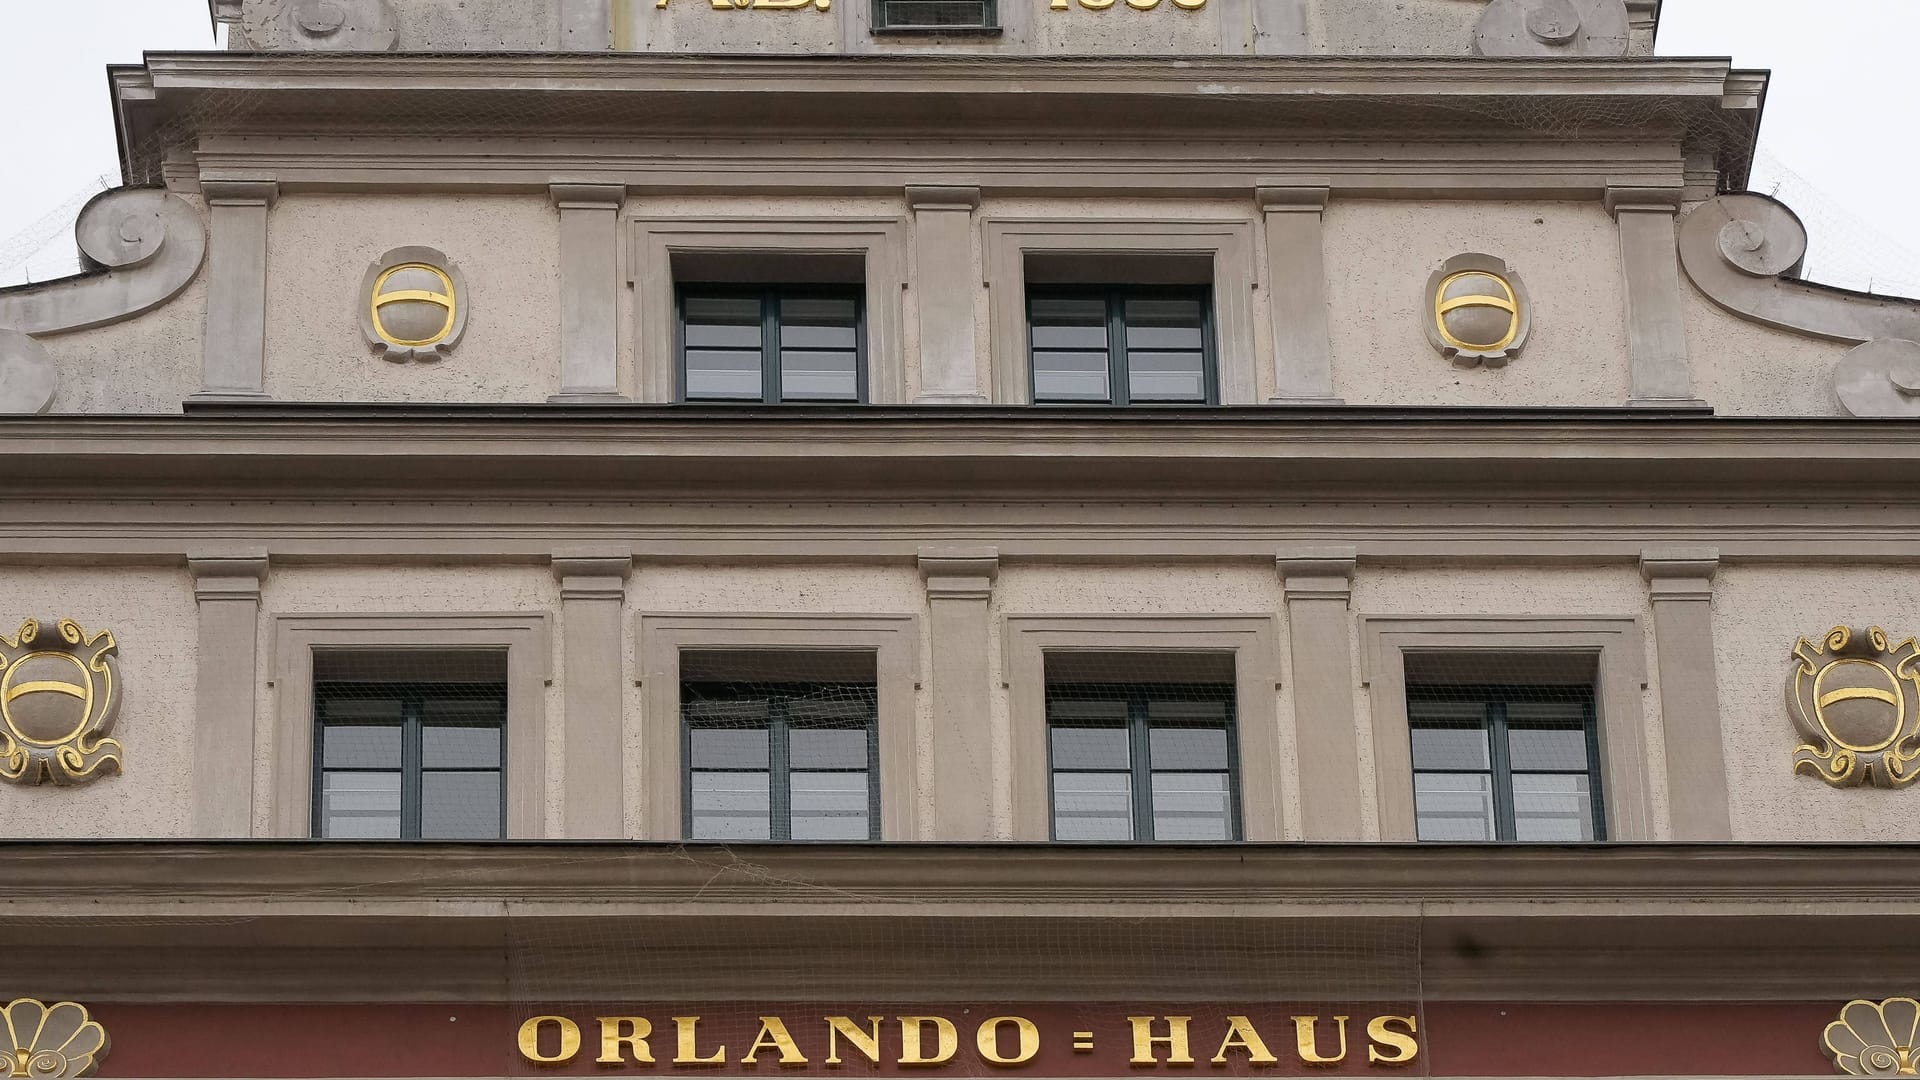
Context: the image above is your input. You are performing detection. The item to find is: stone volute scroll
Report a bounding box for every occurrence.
[237,0,400,51]
[0,188,208,414]
[1425,254,1530,368]
[1787,626,1920,790]
[0,619,124,786]
[1679,194,1920,418]
[361,247,469,363]
[1474,0,1630,57]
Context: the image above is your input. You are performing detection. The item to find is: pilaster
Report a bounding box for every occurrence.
[918,546,999,839]
[552,550,633,837]
[1257,185,1342,405]
[1607,186,1704,407]
[549,183,630,403]
[189,551,268,837]
[1277,545,1362,839]
[1640,545,1731,840]
[194,181,278,402]
[907,186,986,404]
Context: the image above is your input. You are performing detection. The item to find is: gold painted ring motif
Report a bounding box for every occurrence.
[1811,657,1906,754]
[1433,270,1520,352]
[370,263,458,349]
[0,651,95,748]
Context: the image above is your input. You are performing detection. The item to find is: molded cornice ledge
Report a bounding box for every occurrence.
[1278,545,1357,603]
[551,550,633,601]
[919,546,999,600]
[188,551,270,601]
[1640,544,1718,602]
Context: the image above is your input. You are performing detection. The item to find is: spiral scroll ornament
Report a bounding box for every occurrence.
[1473,0,1630,57]
[239,0,399,51]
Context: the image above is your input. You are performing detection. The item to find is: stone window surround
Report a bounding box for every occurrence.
[1002,614,1284,842]
[982,218,1260,405]
[636,611,922,841]
[629,216,908,405]
[267,613,553,839]
[1358,614,1655,843]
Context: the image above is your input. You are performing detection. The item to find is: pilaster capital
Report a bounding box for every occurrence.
[551,550,633,601]
[906,185,982,212]
[1277,545,1356,602]
[919,545,999,600]
[1605,185,1685,219]
[200,180,279,208]
[1640,545,1719,601]
[188,550,269,601]
[1255,184,1331,213]
[549,183,628,211]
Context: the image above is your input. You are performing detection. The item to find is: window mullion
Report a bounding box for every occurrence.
[1487,700,1516,842]
[770,698,792,841]
[1130,689,1153,841]
[1585,696,1608,841]
[762,289,782,405]
[1108,289,1129,407]
[402,692,424,841]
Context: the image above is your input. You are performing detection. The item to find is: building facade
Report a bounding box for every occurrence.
[3,0,1920,1076]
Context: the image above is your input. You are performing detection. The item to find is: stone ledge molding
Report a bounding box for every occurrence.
[549,183,627,210]
[905,185,983,212]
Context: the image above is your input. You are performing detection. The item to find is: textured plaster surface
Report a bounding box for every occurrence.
[0,568,197,837]
[256,566,563,836]
[1030,3,1223,53]
[1684,282,1849,417]
[1314,0,1476,54]
[1714,565,1920,841]
[399,0,560,48]
[38,273,206,414]
[645,4,840,53]
[1325,200,1629,407]
[265,195,562,403]
[1350,565,1665,841]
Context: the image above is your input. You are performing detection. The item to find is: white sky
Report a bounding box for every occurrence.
[2,0,1918,291]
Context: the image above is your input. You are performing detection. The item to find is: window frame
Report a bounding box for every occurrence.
[1025,285,1219,406]
[673,283,869,405]
[680,679,882,842]
[1043,678,1242,842]
[1405,681,1606,842]
[871,0,1001,33]
[311,679,509,841]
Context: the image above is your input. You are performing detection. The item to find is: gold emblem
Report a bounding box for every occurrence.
[359,246,468,362]
[1788,626,1920,788]
[1823,998,1920,1076]
[1425,253,1530,368]
[2,999,110,1078]
[0,620,123,786]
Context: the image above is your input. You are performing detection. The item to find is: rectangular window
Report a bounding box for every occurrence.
[312,650,508,840]
[873,0,998,31]
[1407,683,1605,842]
[1028,287,1214,405]
[681,650,880,841]
[1044,652,1239,841]
[678,286,864,404]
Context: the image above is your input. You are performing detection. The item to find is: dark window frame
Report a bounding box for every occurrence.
[1026,284,1218,406]
[681,680,882,841]
[1406,682,1607,842]
[674,283,868,405]
[1043,680,1242,841]
[871,0,1001,33]
[311,680,508,840]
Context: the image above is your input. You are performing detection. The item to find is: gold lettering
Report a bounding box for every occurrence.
[675,1016,727,1065]
[1211,1016,1278,1065]
[743,1017,810,1066]
[1169,0,1206,9]
[1291,1016,1348,1066]
[1049,0,1069,8]
[1124,0,1161,9]
[1128,1016,1193,1066]
[598,1017,655,1065]
[898,1017,958,1067]
[518,1016,581,1066]
[825,1016,885,1066]
[976,1017,1040,1066]
[1365,1016,1419,1066]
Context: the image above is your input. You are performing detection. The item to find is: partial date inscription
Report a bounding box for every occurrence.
[1051,0,1205,10]
[656,0,832,12]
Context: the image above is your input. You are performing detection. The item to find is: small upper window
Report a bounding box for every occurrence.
[1407,682,1605,842]
[312,650,508,840]
[678,286,864,404]
[1028,287,1214,405]
[873,0,998,31]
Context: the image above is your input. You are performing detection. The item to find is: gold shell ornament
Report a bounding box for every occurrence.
[2,998,111,1078]
[1823,997,1920,1076]
[1425,253,1531,368]
[0,620,123,786]
[1788,626,1920,788]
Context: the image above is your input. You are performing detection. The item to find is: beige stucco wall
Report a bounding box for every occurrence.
[1684,282,1850,417]
[1712,564,1920,841]
[1326,200,1631,407]
[38,272,206,414]
[1350,565,1667,841]
[0,568,197,837]
[264,195,562,403]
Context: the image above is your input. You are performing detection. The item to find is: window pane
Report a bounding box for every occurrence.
[1127,351,1207,402]
[684,350,763,400]
[689,727,770,770]
[424,697,505,725]
[1150,771,1232,840]
[1052,771,1133,841]
[780,296,859,401]
[422,725,501,769]
[1410,724,1491,771]
[791,726,868,770]
[1031,296,1111,403]
[322,697,403,723]
[1050,725,1130,770]
[791,771,871,840]
[690,771,771,840]
[322,724,401,770]
[420,771,503,839]
[320,771,402,838]
[683,294,764,401]
[1507,725,1590,772]
[1413,772,1496,841]
[1512,773,1596,841]
[1033,351,1111,402]
[1149,726,1228,771]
